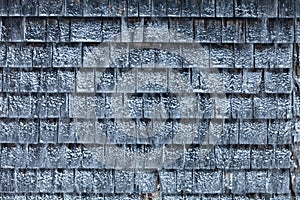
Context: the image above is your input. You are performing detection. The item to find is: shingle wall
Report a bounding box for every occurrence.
[0,0,299,200]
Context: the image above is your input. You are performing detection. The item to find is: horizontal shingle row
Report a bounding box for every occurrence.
[0,17,299,43]
[0,93,294,119]
[0,43,293,69]
[0,193,294,200]
[0,194,296,200]
[0,168,292,194]
[0,0,299,18]
[0,119,298,144]
[0,118,293,144]
[0,68,293,93]
[0,143,291,169]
